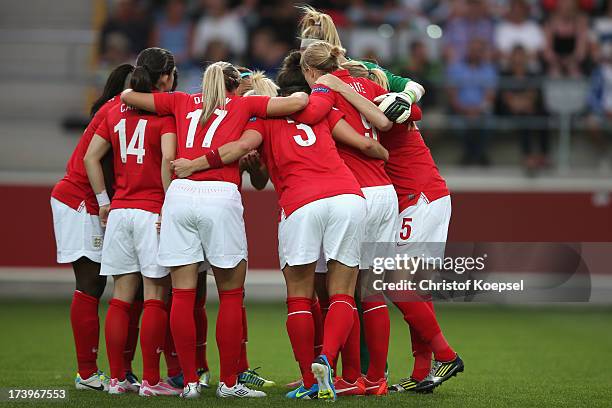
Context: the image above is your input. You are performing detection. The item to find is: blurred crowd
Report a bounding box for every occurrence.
[96,0,612,171]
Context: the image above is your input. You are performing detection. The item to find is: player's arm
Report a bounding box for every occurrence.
[265,92,309,117]
[332,119,389,161]
[172,129,264,178]
[316,74,392,131]
[83,135,112,226]
[359,60,425,103]
[121,89,156,112]
[240,151,269,190]
[290,89,335,125]
[161,132,177,192]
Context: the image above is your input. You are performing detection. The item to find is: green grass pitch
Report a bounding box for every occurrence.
[0,301,611,407]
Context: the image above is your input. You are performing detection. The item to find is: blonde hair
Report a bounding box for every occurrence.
[298,5,342,48]
[201,61,240,124]
[341,60,389,90]
[301,41,346,73]
[244,71,279,97]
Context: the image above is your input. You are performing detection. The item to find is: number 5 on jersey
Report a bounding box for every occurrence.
[114,118,147,164]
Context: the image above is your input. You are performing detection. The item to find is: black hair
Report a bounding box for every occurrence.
[130,47,176,93]
[90,63,134,117]
[277,50,310,96]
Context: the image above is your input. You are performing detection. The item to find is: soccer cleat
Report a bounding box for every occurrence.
[197,369,211,388]
[311,355,336,401]
[363,377,388,396]
[389,377,434,394]
[238,367,275,388]
[108,378,134,394]
[286,383,319,399]
[179,382,201,398]
[75,371,110,392]
[216,382,266,398]
[423,355,464,388]
[138,380,182,397]
[166,372,184,389]
[125,371,141,388]
[334,377,365,396]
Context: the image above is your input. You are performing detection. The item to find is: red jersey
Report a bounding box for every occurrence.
[380,124,449,212]
[292,69,391,188]
[246,110,363,218]
[51,96,120,214]
[153,91,270,186]
[95,102,176,214]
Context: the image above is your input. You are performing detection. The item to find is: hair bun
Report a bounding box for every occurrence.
[330,45,345,58]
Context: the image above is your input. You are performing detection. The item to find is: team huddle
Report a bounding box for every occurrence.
[50,6,463,401]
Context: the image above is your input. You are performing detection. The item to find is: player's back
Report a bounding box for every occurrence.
[249,114,361,217]
[97,103,175,214]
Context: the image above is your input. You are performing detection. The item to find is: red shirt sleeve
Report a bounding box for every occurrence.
[153,92,183,116]
[159,116,177,135]
[327,107,345,129]
[244,117,267,136]
[291,86,336,125]
[245,95,271,118]
[95,117,111,142]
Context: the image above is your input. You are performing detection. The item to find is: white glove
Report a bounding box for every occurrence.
[374,92,413,124]
[403,81,425,104]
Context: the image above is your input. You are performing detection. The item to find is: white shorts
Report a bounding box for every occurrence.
[157,179,247,269]
[50,198,103,264]
[100,208,167,278]
[316,184,398,272]
[278,194,366,269]
[396,194,451,260]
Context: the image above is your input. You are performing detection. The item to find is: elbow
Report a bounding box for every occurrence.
[377,117,393,132]
[120,89,132,104]
[291,93,309,111]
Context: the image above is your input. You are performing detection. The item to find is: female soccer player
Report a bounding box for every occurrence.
[121,61,308,398]
[291,41,398,396]
[84,47,179,397]
[169,62,390,400]
[332,61,464,393]
[50,63,133,392]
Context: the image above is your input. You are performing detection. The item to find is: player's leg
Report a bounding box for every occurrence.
[105,272,140,394]
[124,277,143,387]
[194,272,210,387]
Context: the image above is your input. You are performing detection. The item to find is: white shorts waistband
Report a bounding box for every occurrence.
[168,179,240,197]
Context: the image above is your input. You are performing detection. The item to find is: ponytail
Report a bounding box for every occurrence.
[130,66,153,93]
[131,47,176,94]
[301,41,346,73]
[298,5,342,48]
[90,63,134,117]
[201,61,240,124]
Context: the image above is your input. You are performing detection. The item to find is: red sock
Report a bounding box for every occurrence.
[140,299,167,385]
[321,294,355,364]
[105,298,131,380]
[311,298,324,356]
[217,288,244,387]
[70,290,100,379]
[237,300,249,373]
[410,327,432,381]
[194,298,209,372]
[362,299,390,382]
[394,301,455,362]
[124,300,142,373]
[170,288,198,384]
[340,307,361,383]
[286,297,316,388]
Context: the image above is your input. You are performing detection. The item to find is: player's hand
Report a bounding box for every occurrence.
[239,150,262,173]
[99,205,110,228]
[171,158,195,178]
[315,74,348,92]
[374,92,412,124]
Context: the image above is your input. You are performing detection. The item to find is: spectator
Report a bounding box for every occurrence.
[494,0,544,67]
[498,46,549,174]
[591,0,612,63]
[394,40,443,107]
[443,0,495,63]
[248,28,290,77]
[192,0,247,61]
[543,0,590,77]
[99,0,151,62]
[586,42,612,172]
[150,0,193,69]
[447,38,498,166]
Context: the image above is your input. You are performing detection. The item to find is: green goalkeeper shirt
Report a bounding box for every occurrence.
[359,60,412,93]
